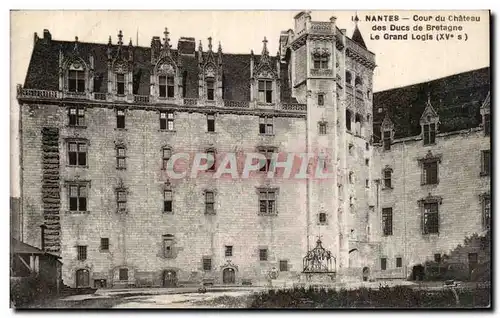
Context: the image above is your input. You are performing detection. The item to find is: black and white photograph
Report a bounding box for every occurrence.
[9,9,491,309]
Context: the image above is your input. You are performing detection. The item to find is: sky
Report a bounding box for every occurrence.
[9,10,490,196]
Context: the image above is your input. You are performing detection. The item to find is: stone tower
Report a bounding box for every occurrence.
[281,11,377,278]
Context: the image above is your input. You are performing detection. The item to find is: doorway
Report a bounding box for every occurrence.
[362,267,370,282]
[76,269,90,288]
[468,253,478,279]
[412,265,425,281]
[162,270,177,287]
[222,268,235,284]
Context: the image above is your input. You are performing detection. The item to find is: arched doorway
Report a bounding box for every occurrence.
[412,265,425,281]
[162,270,177,287]
[362,267,370,282]
[222,267,235,284]
[76,269,90,288]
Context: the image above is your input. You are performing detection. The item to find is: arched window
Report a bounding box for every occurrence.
[355,76,363,88]
[345,71,352,85]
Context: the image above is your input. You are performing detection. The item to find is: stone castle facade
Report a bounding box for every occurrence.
[16,11,490,288]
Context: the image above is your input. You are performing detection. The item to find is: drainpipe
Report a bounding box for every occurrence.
[40,224,47,251]
[402,141,408,279]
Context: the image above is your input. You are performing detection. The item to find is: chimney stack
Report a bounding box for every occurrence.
[43,29,52,44]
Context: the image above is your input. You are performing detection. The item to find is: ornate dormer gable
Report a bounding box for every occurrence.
[107,31,134,99]
[420,94,440,145]
[480,91,491,136]
[251,37,280,105]
[380,112,394,149]
[198,37,223,103]
[59,36,94,96]
[150,28,180,102]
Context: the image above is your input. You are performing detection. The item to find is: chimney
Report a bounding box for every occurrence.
[40,224,47,251]
[43,29,52,44]
[341,29,347,35]
[178,37,196,56]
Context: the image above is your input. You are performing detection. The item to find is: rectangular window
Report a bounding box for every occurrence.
[116,74,125,95]
[259,117,274,135]
[384,169,392,189]
[163,235,174,258]
[279,260,288,272]
[164,190,173,213]
[434,253,441,263]
[203,257,212,271]
[396,257,402,268]
[313,56,328,69]
[205,191,215,214]
[484,114,491,136]
[382,208,393,236]
[380,258,387,271]
[100,238,109,251]
[167,76,175,98]
[483,196,491,230]
[68,141,87,166]
[206,80,215,100]
[318,94,324,106]
[69,70,85,92]
[259,190,276,215]
[319,212,327,224]
[365,159,369,166]
[259,248,268,261]
[423,202,439,234]
[423,161,438,185]
[423,123,436,145]
[481,150,490,176]
[207,114,215,132]
[206,150,216,172]
[116,147,126,169]
[259,148,274,172]
[117,190,127,213]
[365,179,370,188]
[366,142,369,151]
[119,268,128,281]
[258,80,273,103]
[319,122,327,135]
[68,107,85,126]
[69,184,87,212]
[160,112,174,131]
[77,245,87,261]
[162,148,172,170]
[383,131,391,150]
[116,109,125,129]
[225,245,233,257]
[159,75,167,98]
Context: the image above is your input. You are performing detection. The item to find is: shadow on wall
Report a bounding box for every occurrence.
[410,230,491,282]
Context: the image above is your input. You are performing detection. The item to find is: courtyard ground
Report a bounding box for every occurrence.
[20,279,486,309]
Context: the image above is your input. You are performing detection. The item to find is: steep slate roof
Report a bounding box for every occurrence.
[351,25,367,49]
[373,67,490,140]
[24,38,296,102]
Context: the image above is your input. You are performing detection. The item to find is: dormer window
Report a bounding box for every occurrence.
[383,131,391,150]
[116,74,125,95]
[159,75,175,98]
[69,70,85,93]
[258,80,273,103]
[423,123,436,145]
[484,114,490,136]
[206,79,215,101]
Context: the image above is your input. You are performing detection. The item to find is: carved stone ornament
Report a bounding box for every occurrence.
[158,63,175,75]
[114,61,127,74]
[70,61,83,70]
[205,65,215,78]
[312,47,331,58]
